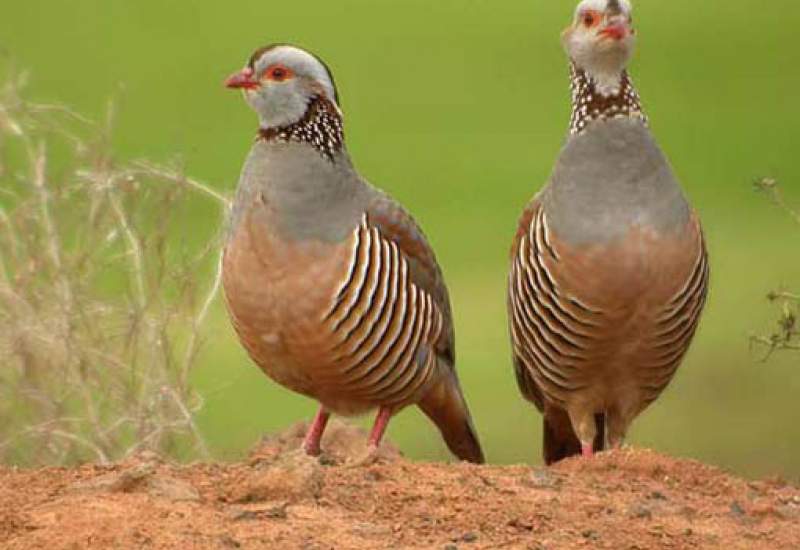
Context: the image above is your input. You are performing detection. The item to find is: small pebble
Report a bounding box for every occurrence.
[219,535,241,548]
[526,469,560,489]
[265,503,288,519]
[319,454,337,467]
[629,503,652,520]
[227,508,259,522]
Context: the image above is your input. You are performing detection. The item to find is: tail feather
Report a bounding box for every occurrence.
[543,409,605,465]
[418,373,485,464]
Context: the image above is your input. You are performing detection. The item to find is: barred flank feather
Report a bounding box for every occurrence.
[324,216,444,406]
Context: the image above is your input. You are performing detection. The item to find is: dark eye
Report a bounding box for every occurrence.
[581,10,600,27]
[265,65,293,82]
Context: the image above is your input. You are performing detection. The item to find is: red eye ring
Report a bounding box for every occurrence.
[264,64,293,82]
[582,10,600,27]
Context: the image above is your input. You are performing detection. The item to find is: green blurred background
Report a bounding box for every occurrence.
[2,0,798,479]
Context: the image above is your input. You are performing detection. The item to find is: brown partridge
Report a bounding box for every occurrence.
[508,0,709,464]
[222,44,484,464]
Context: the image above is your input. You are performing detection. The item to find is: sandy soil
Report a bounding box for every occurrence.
[1,421,798,550]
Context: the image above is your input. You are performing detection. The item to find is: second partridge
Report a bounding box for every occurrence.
[508,0,709,464]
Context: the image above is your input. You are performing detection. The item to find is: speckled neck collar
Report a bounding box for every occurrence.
[568,62,648,136]
[258,96,344,160]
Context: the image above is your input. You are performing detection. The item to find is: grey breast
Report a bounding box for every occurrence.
[229,141,372,244]
[541,118,691,246]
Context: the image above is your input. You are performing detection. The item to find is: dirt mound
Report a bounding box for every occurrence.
[1,421,798,549]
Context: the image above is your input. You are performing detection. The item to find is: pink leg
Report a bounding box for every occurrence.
[367,407,393,448]
[302,408,330,456]
[581,442,594,459]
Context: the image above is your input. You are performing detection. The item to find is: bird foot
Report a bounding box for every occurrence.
[289,445,339,467]
[581,443,594,459]
[302,440,322,457]
[346,444,384,468]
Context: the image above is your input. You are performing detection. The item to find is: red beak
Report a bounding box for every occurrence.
[225,68,258,90]
[598,23,628,41]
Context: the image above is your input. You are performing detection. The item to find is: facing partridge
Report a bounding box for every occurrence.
[508,0,709,465]
[222,44,484,464]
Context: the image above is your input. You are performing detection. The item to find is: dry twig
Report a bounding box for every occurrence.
[0,72,229,465]
[751,178,799,361]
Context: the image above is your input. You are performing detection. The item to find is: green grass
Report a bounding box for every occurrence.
[1,0,798,478]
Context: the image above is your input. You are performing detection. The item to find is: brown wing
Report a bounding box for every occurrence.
[364,194,484,463]
[312,199,450,408]
[365,191,455,365]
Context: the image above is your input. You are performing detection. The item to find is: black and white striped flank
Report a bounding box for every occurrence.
[641,229,709,402]
[509,204,709,406]
[323,215,445,405]
[509,206,603,406]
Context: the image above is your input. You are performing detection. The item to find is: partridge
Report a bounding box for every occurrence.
[508,0,709,464]
[222,44,484,464]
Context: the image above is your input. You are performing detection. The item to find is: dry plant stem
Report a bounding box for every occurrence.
[751,177,799,362]
[108,187,147,310]
[130,162,231,399]
[34,140,112,458]
[164,386,209,459]
[133,161,232,208]
[180,249,225,394]
[751,336,800,362]
[0,212,10,282]
[31,141,73,310]
[29,428,110,464]
[0,73,226,466]
[756,177,800,225]
[30,143,88,449]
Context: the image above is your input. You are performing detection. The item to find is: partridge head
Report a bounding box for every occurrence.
[562,0,634,94]
[227,45,339,126]
[226,45,343,159]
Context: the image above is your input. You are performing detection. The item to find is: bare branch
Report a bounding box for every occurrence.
[0,73,228,467]
[752,177,799,361]
[132,161,232,208]
[108,186,147,310]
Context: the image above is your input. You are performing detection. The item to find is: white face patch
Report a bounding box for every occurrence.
[253,46,338,106]
[241,44,342,132]
[564,0,636,96]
